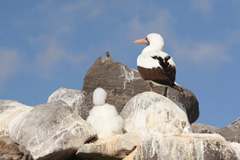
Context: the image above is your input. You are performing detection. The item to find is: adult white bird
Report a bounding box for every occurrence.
[134,33,181,90]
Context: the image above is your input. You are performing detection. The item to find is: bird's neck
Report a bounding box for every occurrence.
[141,45,163,57]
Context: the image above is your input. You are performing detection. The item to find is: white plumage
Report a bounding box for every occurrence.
[135,33,179,88]
[137,33,176,69]
[87,87,124,139]
[92,87,107,106]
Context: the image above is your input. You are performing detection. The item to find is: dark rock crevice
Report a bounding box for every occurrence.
[0,136,33,160]
[76,153,121,160]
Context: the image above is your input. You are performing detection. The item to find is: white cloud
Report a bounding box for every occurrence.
[171,42,230,66]
[28,1,94,79]
[191,0,212,15]
[0,50,21,88]
[128,9,173,40]
[32,1,97,41]
[35,38,84,78]
[62,1,103,18]
[0,39,84,83]
[127,8,231,68]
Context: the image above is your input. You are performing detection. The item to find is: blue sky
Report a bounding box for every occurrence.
[0,0,240,127]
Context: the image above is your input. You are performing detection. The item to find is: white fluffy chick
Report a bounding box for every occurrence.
[87,87,124,139]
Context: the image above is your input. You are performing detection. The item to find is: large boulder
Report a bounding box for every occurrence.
[8,102,96,159]
[0,136,33,160]
[121,92,191,136]
[47,88,84,107]
[0,100,32,136]
[83,54,199,123]
[124,134,239,160]
[47,87,90,119]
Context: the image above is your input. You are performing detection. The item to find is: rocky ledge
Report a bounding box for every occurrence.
[0,54,240,160]
[0,136,33,160]
[83,54,199,123]
[193,118,240,143]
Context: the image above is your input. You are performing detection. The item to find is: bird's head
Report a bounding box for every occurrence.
[134,33,165,50]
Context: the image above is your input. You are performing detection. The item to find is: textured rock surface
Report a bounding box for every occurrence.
[48,87,84,107]
[77,133,141,159]
[47,87,90,119]
[230,142,240,159]
[218,118,240,143]
[124,134,239,160]
[192,123,220,134]
[0,100,32,136]
[8,102,96,159]
[0,136,33,160]
[121,92,191,136]
[2,54,240,160]
[192,119,240,143]
[83,54,199,123]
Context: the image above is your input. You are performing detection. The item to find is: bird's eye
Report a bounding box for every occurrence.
[145,38,150,45]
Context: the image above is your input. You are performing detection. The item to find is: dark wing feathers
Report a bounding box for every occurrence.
[152,56,176,84]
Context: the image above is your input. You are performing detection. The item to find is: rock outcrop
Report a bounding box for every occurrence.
[0,100,32,136]
[76,90,239,160]
[8,102,96,159]
[1,54,240,160]
[83,54,199,123]
[48,88,85,108]
[124,134,239,160]
[47,87,90,118]
[77,133,141,159]
[192,123,220,134]
[192,119,240,143]
[121,92,191,136]
[218,118,240,143]
[0,136,33,160]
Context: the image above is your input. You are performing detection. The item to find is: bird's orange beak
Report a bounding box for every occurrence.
[134,38,149,45]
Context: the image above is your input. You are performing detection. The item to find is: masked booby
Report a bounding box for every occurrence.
[134,33,180,90]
